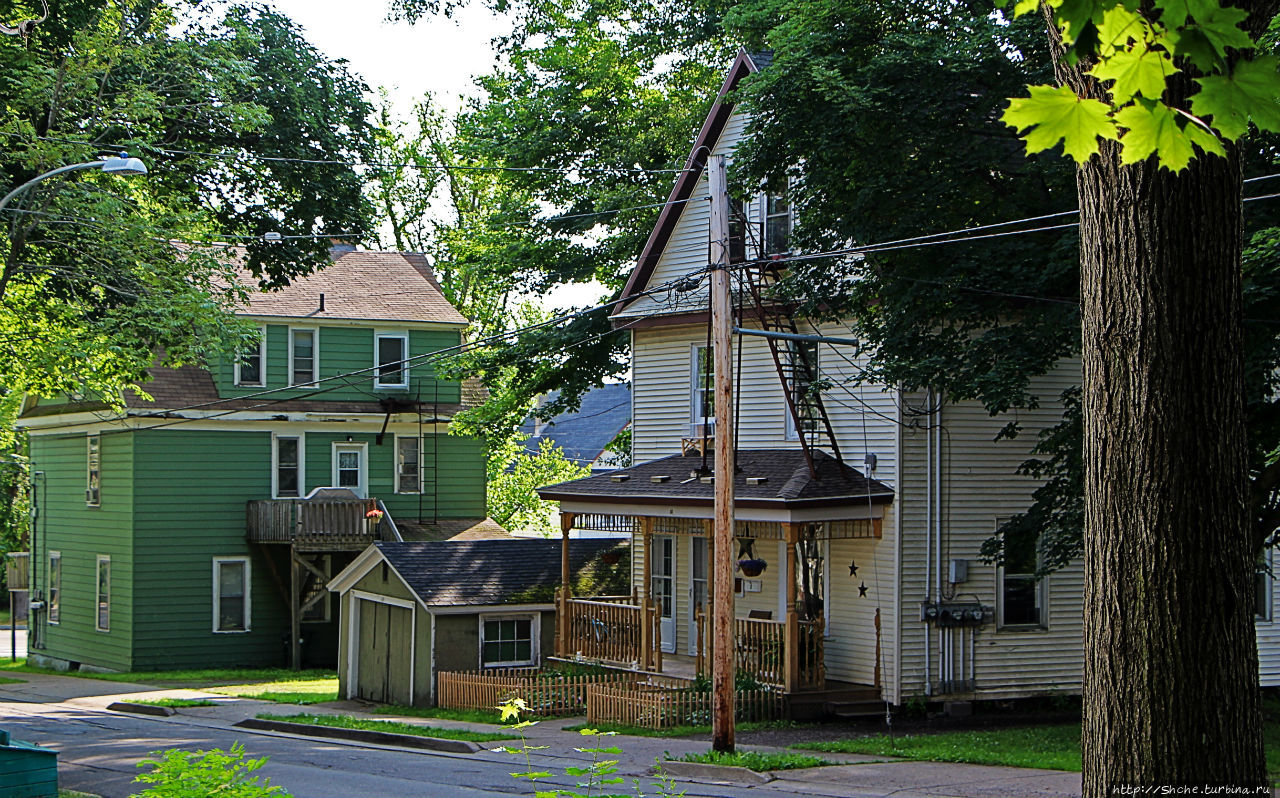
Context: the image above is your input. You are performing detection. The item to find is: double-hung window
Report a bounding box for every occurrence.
[481,616,535,667]
[96,555,110,632]
[690,345,714,432]
[274,435,302,498]
[48,552,60,625]
[235,327,266,387]
[764,193,792,255]
[784,340,820,440]
[86,434,100,506]
[396,435,421,494]
[213,558,250,632]
[375,333,409,389]
[998,526,1047,628]
[289,328,317,386]
[1258,550,1273,622]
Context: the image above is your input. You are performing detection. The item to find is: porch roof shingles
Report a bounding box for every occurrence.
[374,538,627,607]
[538,448,893,509]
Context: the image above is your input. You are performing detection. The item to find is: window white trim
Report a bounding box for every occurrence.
[478,613,539,668]
[48,551,60,625]
[288,327,320,387]
[1258,549,1274,624]
[331,441,368,498]
[374,331,410,389]
[86,434,100,507]
[995,520,1048,630]
[394,434,422,494]
[272,433,305,499]
[689,344,713,426]
[213,557,252,633]
[95,555,110,633]
[234,325,267,387]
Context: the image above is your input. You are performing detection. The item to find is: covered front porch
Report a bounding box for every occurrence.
[540,448,895,699]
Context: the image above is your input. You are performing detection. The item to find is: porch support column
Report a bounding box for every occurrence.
[640,516,653,671]
[783,522,800,694]
[559,512,575,658]
[289,549,302,671]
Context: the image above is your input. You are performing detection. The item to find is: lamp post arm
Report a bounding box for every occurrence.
[0,161,106,215]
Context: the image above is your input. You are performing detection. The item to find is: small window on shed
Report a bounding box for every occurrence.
[481,616,534,667]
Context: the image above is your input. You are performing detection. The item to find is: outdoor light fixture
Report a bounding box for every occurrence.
[0,153,150,213]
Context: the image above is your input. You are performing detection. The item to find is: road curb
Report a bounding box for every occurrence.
[233,718,482,754]
[107,701,175,717]
[657,760,774,785]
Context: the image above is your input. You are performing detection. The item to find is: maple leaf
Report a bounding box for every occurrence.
[1116,99,1225,171]
[1004,84,1119,163]
[1155,0,1219,28]
[1191,55,1280,140]
[1090,43,1178,103]
[1095,5,1150,54]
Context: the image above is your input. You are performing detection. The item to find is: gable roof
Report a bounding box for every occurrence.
[343,538,628,607]
[538,448,893,510]
[518,384,632,467]
[237,249,467,325]
[614,49,766,315]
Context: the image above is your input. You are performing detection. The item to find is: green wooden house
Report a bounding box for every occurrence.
[14,247,495,672]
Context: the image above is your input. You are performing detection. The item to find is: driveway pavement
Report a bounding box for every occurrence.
[0,671,1081,797]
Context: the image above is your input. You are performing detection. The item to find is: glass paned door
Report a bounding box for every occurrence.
[689,537,707,655]
[333,443,367,498]
[651,536,676,654]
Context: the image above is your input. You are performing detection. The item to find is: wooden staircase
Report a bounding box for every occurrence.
[785,681,884,721]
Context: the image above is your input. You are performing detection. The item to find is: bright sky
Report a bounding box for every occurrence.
[266,1,609,311]
[267,1,511,117]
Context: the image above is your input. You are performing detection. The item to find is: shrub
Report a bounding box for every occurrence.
[133,742,287,797]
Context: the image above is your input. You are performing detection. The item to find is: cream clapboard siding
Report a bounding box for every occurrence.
[1254,553,1280,686]
[895,362,1084,700]
[828,505,898,694]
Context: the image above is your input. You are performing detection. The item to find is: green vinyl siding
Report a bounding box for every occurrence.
[130,429,286,668]
[214,324,463,404]
[29,433,134,671]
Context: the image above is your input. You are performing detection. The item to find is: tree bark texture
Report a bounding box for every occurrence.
[1069,77,1266,793]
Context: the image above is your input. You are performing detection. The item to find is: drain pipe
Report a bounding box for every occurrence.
[923,388,933,696]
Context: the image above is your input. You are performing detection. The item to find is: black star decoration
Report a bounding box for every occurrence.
[858,582,869,598]
[848,560,859,577]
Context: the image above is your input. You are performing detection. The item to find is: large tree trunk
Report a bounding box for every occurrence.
[1072,90,1266,793]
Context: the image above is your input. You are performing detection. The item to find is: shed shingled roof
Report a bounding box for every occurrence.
[375,538,627,606]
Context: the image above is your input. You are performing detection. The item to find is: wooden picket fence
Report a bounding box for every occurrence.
[585,684,782,730]
[436,669,641,717]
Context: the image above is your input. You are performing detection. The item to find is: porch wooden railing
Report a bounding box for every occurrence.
[555,591,663,672]
[436,668,640,716]
[246,499,390,550]
[693,605,825,691]
[586,684,781,730]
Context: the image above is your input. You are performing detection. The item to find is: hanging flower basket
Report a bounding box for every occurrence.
[601,550,623,566]
[737,558,768,577]
[365,508,384,520]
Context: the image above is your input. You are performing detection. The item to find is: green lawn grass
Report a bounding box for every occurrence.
[373,704,524,725]
[258,713,516,743]
[0,675,25,684]
[0,659,338,704]
[672,750,831,772]
[563,719,804,738]
[133,697,219,708]
[794,724,1083,772]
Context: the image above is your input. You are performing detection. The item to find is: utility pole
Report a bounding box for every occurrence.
[708,153,736,753]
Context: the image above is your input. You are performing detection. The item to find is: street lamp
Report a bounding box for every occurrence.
[0,154,148,214]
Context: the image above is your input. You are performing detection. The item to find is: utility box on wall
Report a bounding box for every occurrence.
[949,558,968,584]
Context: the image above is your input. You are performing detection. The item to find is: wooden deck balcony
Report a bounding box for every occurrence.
[246,499,394,551]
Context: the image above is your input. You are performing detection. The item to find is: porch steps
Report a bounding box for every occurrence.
[785,682,882,721]
[824,699,890,720]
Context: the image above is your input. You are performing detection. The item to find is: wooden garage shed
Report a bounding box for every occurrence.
[327,538,628,706]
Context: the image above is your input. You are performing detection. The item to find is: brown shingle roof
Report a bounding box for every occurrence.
[398,517,511,542]
[238,250,467,325]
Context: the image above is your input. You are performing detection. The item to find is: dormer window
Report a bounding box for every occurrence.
[234,326,266,387]
[375,333,409,389]
[289,328,318,387]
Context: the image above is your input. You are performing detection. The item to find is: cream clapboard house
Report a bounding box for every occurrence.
[538,49,1280,714]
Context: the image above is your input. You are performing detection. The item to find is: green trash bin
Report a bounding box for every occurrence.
[0,728,58,798]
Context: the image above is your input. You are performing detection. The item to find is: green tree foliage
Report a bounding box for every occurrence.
[486,435,591,536]
[0,0,374,400]
[134,742,288,797]
[388,0,734,435]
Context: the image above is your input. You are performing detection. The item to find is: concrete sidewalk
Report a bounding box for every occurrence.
[0,670,1082,797]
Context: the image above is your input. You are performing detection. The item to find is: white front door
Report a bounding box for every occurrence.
[651,535,676,654]
[332,443,368,498]
[688,537,708,656]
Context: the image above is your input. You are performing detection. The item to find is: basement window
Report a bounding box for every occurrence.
[481,616,535,667]
[214,557,250,633]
